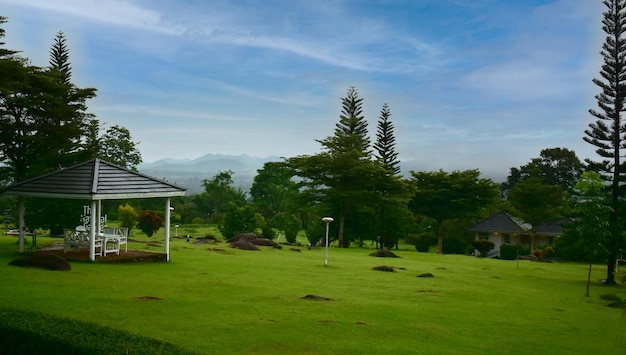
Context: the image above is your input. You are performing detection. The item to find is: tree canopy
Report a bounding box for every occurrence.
[409,169,499,254]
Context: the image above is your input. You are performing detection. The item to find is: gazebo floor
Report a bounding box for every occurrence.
[35,248,167,263]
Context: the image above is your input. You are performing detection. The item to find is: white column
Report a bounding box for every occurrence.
[164,198,171,262]
[89,200,97,261]
[18,197,25,253]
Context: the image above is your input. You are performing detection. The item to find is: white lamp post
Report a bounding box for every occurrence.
[322,217,334,266]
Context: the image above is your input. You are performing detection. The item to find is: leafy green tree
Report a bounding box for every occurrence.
[99,125,142,170]
[502,147,583,193]
[250,161,298,221]
[220,205,264,239]
[568,172,611,295]
[194,170,246,224]
[137,210,163,238]
[271,213,301,244]
[584,0,626,285]
[0,58,67,181]
[305,220,325,246]
[506,178,565,251]
[118,204,138,230]
[409,169,500,254]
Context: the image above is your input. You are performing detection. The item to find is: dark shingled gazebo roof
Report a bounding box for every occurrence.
[4,158,186,200]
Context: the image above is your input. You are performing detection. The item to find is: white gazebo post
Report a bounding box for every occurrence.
[89,200,97,261]
[164,198,171,261]
[322,216,333,266]
[18,197,25,253]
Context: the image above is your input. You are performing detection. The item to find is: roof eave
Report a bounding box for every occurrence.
[4,190,186,200]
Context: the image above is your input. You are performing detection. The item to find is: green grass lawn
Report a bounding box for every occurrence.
[1,227,625,354]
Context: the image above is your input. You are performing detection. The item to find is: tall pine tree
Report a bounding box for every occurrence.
[374,103,401,175]
[584,0,626,284]
[317,86,372,247]
[291,87,379,247]
[44,30,97,170]
[318,86,371,158]
[49,31,72,85]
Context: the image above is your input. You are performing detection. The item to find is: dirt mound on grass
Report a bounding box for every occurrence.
[227,233,259,243]
[227,233,281,249]
[193,236,222,244]
[133,296,162,301]
[301,294,334,301]
[8,253,71,271]
[372,265,396,272]
[369,249,399,258]
[230,239,260,250]
[417,273,435,278]
[250,238,281,248]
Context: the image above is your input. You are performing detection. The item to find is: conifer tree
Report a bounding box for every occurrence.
[49,31,71,85]
[315,87,372,246]
[374,103,401,175]
[291,87,380,247]
[584,0,626,284]
[318,86,371,157]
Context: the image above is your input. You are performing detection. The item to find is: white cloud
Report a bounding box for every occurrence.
[1,0,178,33]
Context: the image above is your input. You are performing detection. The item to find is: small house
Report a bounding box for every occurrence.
[467,212,568,257]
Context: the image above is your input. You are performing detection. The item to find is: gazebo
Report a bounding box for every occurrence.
[3,159,186,261]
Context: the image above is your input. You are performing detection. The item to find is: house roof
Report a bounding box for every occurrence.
[467,212,528,234]
[3,159,186,200]
[467,211,567,236]
[534,217,571,236]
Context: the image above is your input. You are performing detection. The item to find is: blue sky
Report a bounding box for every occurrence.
[1,0,603,181]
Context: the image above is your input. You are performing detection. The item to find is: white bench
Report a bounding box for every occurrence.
[63,228,102,256]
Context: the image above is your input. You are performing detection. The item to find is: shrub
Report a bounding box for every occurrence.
[270,213,301,244]
[541,246,554,258]
[443,237,470,254]
[471,239,495,257]
[404,233,435,252]
[306,222,324,246]
[500,244,518,260]
[600,293,623,302]
[220,206,264,239]
[136,210,163,238]
[118,204,138,230]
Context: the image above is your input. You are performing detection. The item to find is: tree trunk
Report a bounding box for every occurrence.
[437,223,444,254]
[605,252,616,285]
[338,197,346,248]
[586,256,593,297]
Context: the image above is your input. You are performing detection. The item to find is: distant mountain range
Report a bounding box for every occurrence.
[138,154,281,195]
[138,153,500,196]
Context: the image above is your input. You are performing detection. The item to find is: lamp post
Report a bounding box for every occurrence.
[322,217,334,266]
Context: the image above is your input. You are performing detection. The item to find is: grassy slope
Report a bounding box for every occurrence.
[0,229,625,354]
